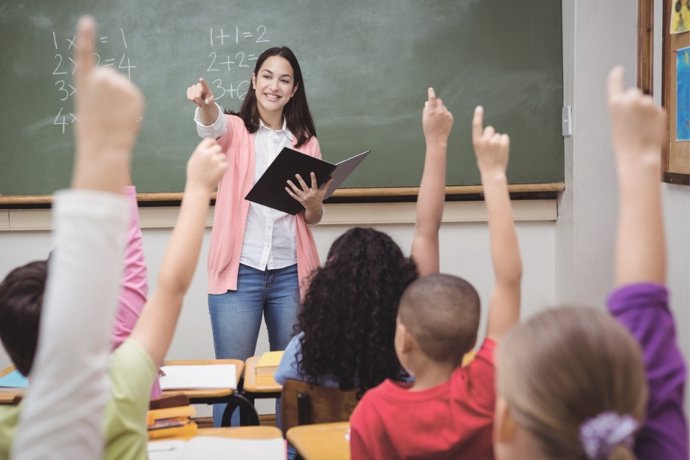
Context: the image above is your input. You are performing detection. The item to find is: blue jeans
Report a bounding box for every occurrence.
[208,263,299,425]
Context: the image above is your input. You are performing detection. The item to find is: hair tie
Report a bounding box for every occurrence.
[579,412,638,460]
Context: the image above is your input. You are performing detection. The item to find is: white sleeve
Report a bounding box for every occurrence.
[193,103,227,139]
[12,190,129,460]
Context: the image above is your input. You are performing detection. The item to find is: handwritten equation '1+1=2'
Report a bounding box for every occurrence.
[50,28,136,134]
[206,25,271,102]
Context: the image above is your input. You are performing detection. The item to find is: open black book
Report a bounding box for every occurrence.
[245,148,370,215]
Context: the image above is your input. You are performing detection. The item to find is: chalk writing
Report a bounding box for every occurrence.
[205,25,270,101]
[49,27,136,134]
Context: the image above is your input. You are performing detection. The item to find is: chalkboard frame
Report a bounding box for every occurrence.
[0,0,566,206]
[0,183,564,208]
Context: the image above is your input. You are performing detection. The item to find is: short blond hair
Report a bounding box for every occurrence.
[497,307,647,460]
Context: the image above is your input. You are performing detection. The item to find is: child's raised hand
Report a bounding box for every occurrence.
[607,66,666,159]
[472,106,510,176]
[72,16,143,191]
[186,78,216,108]
[186,138,228,192]
[422,88,453,144]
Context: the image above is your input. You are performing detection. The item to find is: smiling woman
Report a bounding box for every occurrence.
[185,46,325,427]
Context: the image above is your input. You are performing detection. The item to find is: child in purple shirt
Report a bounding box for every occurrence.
[492,67,688,460]
[608,284,687,459]
[602,67,687,460]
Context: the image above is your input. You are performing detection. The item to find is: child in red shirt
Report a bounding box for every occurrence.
[350,106,522,460]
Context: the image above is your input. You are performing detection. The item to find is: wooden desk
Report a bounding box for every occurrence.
[161,359,259,426]
[287,422,350,460]
[0,366,23,405]
[243,356,282,395]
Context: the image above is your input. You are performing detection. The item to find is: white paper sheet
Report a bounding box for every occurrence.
[159,364,237,390]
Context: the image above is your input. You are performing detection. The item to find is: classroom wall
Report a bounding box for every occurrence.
[0,203,558,371]
[0,204,558,416]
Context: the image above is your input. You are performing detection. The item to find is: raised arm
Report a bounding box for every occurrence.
[13,15,143,460]
[111,184,148,349]
[410,87,452,276]
[129,138,227,367]
[607,67,687,460]
[472,107,522,342]
[608,67,666,286]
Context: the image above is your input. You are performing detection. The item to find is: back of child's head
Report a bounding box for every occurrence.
[0,260,48,376]
[297,227,418,393]
[398,273,480,365]
[496,306,647,460]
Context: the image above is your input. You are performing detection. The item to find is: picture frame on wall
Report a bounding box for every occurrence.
[638,0,690,185]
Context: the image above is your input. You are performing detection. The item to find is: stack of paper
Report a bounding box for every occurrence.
[160,364,237,391]
[255,351,284,387]
[148,437,286,460]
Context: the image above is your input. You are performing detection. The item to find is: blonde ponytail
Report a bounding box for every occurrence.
[497,307,646,460]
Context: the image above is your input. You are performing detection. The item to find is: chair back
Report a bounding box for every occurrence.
[280,379,359,434]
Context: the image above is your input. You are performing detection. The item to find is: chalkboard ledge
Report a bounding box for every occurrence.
[0,183,564,208]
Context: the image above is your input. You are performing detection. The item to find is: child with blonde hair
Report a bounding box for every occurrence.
[492,67,688,460]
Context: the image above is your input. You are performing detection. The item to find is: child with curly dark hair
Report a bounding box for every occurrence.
[274,88,452,395]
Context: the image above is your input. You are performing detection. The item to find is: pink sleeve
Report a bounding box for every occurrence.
[111,186,148,349]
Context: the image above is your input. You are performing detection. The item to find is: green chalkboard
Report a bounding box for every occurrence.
[0,0,563,199]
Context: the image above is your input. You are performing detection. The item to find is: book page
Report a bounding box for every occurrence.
[183,437,286,459]
[159,365,237,390]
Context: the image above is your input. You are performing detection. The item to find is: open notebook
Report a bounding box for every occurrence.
[148,437,286,460]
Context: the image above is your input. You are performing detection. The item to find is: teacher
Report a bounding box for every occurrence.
[186,46,327,423]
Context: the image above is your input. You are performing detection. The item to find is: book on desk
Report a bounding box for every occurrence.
[0,370,28,389]
[148,402,198,440]
[254,351,284,387]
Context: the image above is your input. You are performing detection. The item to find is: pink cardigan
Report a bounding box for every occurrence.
[208,114,321,296]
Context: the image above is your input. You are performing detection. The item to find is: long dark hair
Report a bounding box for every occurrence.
[296,227,418,396]
[226,46,316,147]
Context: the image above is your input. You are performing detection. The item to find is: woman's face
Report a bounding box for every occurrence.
[251,55,298,119]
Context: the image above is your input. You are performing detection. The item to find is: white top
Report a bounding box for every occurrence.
[195,105,297,271]
[13,190,129,460]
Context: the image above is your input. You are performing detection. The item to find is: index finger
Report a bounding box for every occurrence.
[75,16,96,92]
[427,87,436,100]
[472,106,484,141]
[607,66,625,103]
[199,78,209,92]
